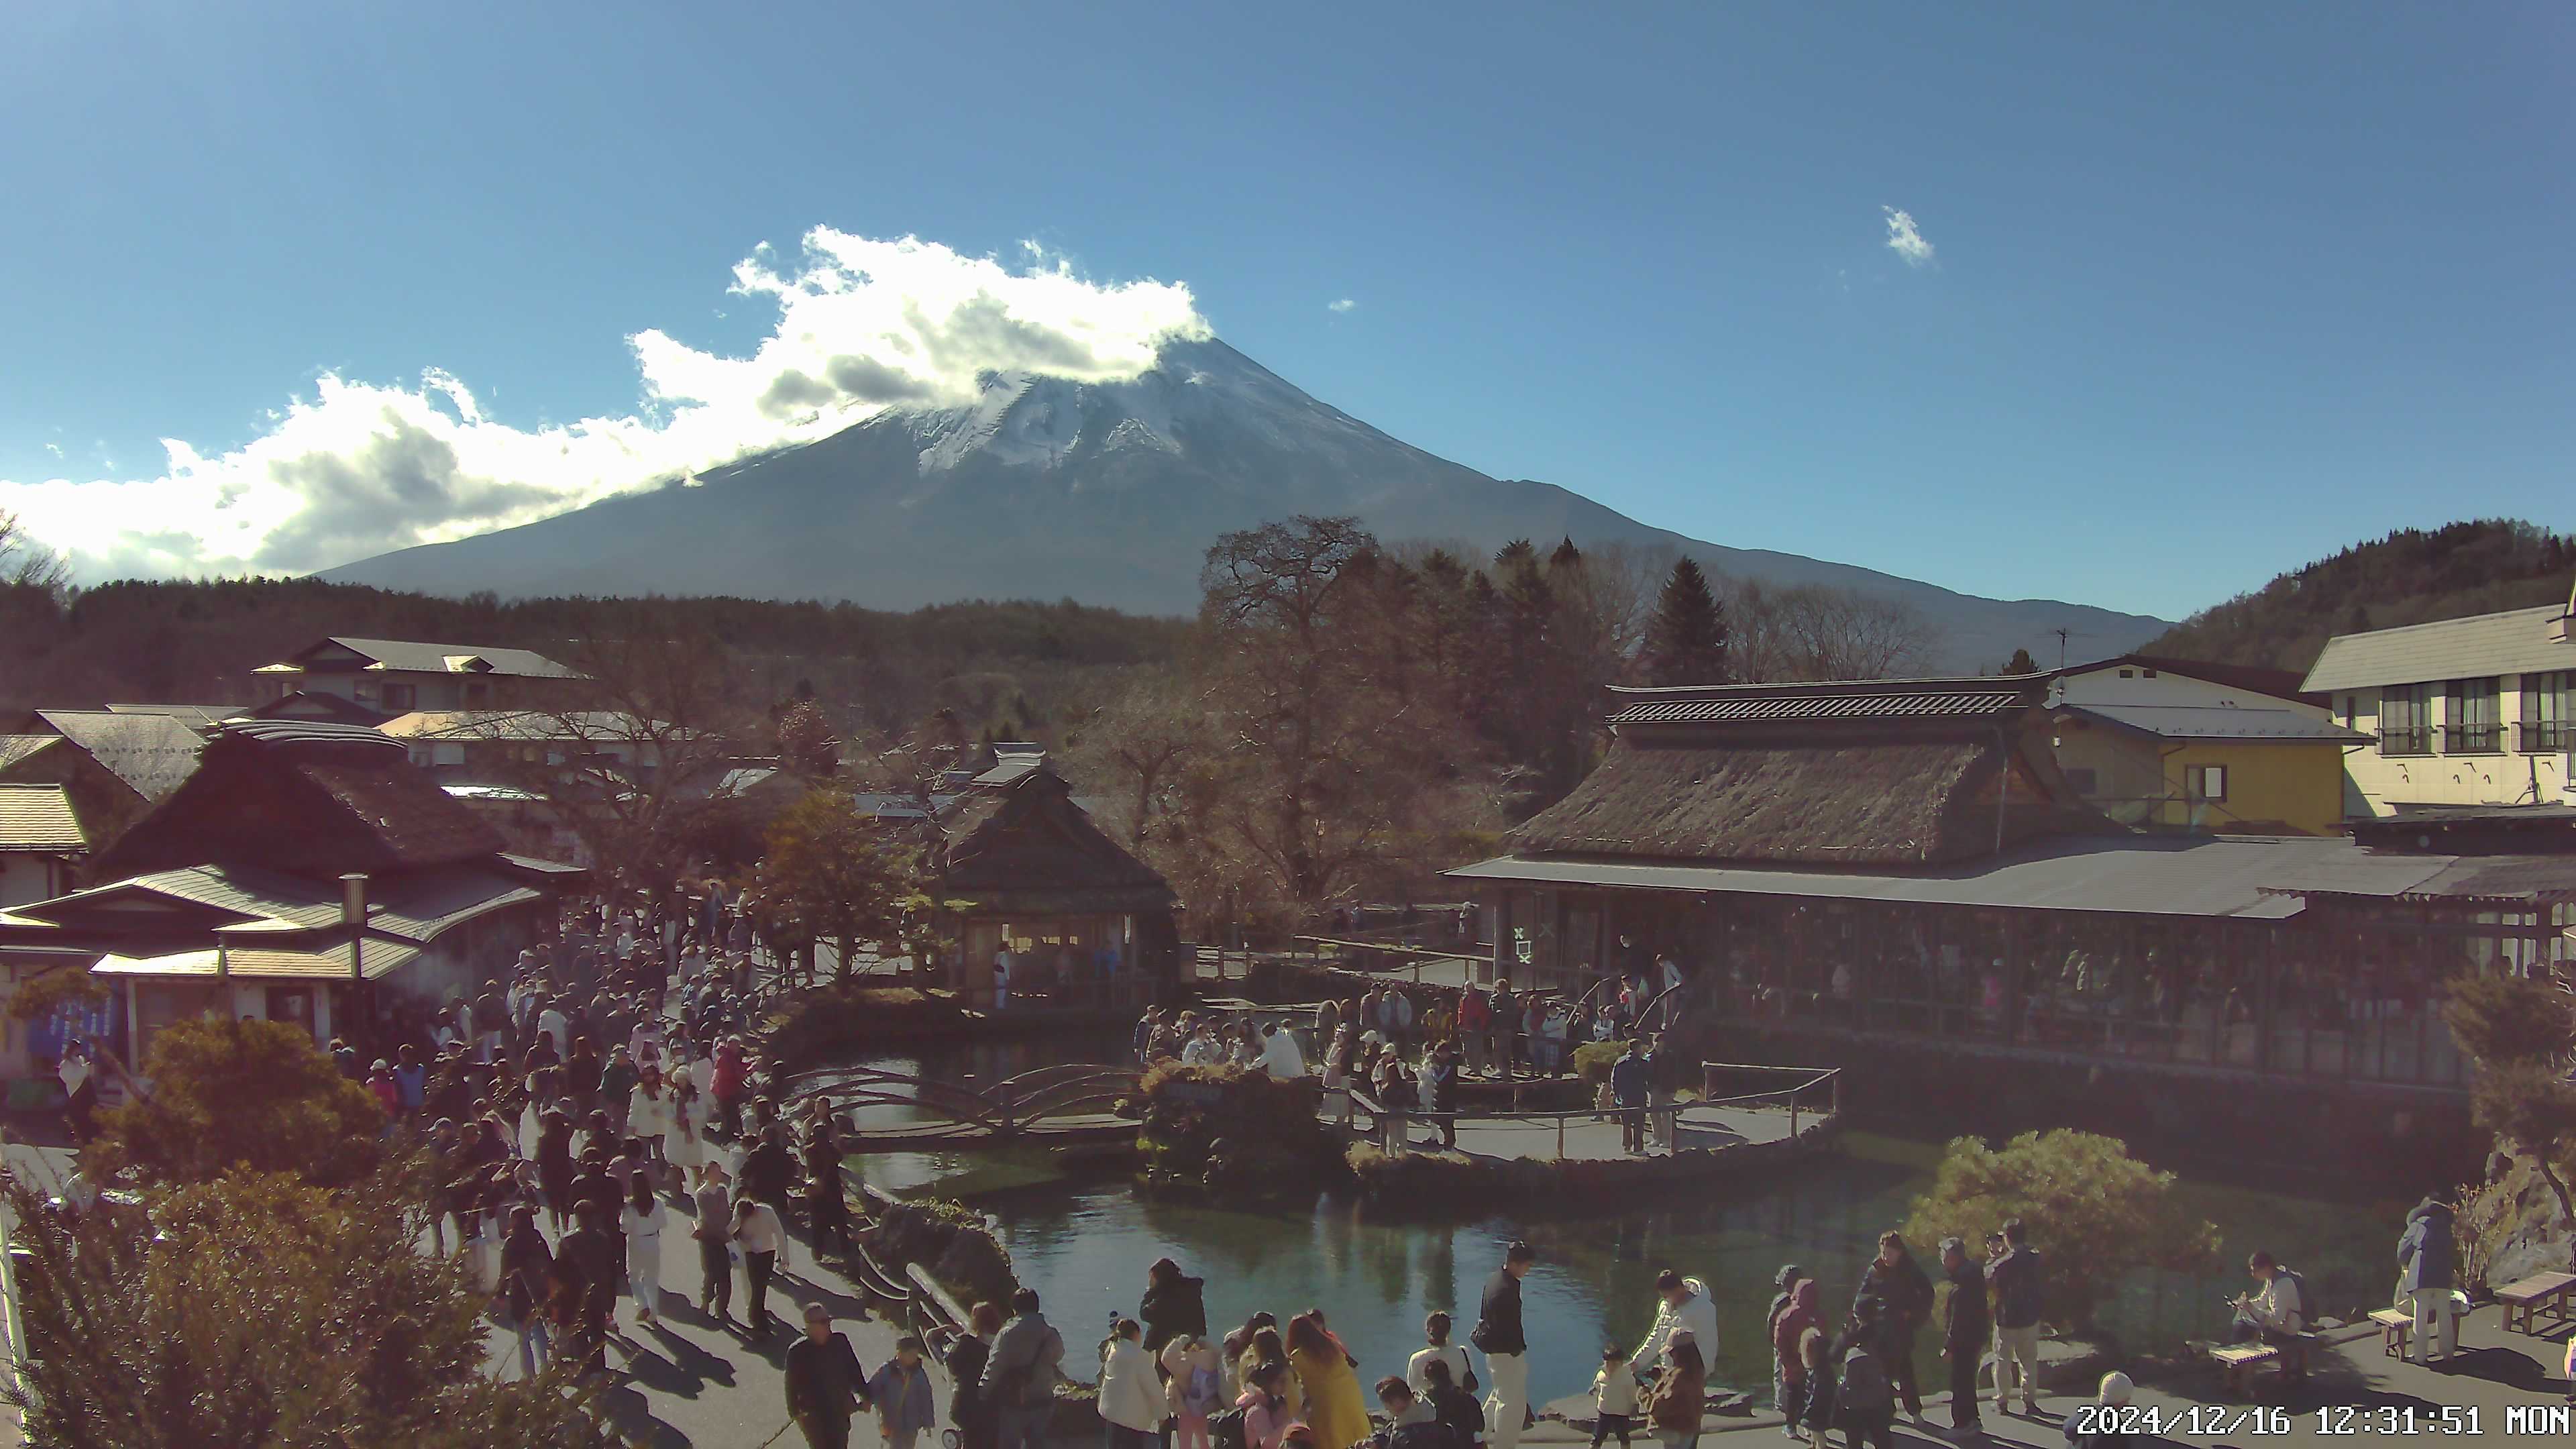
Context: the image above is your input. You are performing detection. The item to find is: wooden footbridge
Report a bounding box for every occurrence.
[782,1061,1144,1149]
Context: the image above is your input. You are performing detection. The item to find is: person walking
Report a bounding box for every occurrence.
[981,1287,1067,1449]
[1853,1232,1933,1426]
[1473,1241,1536,1449]
[1099,1317,1167,1449]
[869,1336,940,1449]
[1141,1256,1210,1353]
[621,1177,667,1328]
[1642,1331,1705,1449]
[806,1116,853,1258]
[734,1194,788,1337]
[1986,1219,2045,1414]
[1591,1345,1639,1449]
[692,1161,735,1323]
[2397,1193,2457,1366]
[950,1301,1006,1449]
[500,1204,555,1379]
[1770,1279,1817,1444]
[1644,1034,1684,1153]
[786,1303,873,1449]
[1937,1238,1988,1440]
[561,1203,621,1373]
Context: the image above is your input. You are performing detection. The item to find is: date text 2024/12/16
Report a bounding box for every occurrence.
[2068,1405,2514,1437]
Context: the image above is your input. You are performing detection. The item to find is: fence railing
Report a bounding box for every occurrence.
[1344,1063,1840,1161]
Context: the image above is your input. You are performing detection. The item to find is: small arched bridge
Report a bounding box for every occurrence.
[782,1061,1144,1149]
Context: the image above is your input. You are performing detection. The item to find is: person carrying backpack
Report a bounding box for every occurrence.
[1163,1333,1226,1449]
[1834,1301,1897,1449]
[1988,1218,2045,1415]
[979,1288,1065,1449]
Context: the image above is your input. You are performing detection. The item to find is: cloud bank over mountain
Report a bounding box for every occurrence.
[3,233,1208,578]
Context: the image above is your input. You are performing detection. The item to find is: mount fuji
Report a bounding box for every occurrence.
[325,337,2167,667]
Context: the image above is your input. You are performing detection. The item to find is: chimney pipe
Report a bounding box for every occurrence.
[341,873,368,981]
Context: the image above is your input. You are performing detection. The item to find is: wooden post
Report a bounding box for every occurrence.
[1556,1112,1565,1161]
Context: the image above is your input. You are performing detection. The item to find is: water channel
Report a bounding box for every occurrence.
[837,1036,2412,1405]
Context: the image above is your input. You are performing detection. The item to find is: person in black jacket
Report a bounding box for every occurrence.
[1937,1238,1988,1438]
[948,1301,1005,1449]
[1472,1241,1536,1449]
[1140,1257,1209,1353]
[786,1303,873,1448]
[1852,1232,1933,1424]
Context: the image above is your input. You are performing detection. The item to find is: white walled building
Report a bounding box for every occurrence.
[2302,600,2576,817]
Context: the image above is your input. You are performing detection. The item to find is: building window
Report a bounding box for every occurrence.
[2524,672,2575,753]
[2184,764,2228,802]
[2379,684,2432,755]
[2445,677,2501,753]
[2116,668,2135,678]
[2063,767,2099,795]
[381,682,417,711]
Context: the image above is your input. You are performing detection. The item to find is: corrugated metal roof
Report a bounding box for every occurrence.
[1611,690,2024,725]
[1446,835,2453,918]
[33,711,206,800]
[366,866,539,941]
[18,863,347,929]
[972,757,1044,786]
[2060,703,2372,743]
[0,784,87,852]
[2303,604,2576,692]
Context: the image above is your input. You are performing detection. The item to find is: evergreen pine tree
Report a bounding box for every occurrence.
[1642,558,1731,685]
[2001,647,2040,675]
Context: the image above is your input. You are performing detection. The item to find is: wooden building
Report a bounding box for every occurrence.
[1449,677,2576,1138]
[924,764,1178,1006]
[0,720,579,1064]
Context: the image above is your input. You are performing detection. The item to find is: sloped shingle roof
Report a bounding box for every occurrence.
[309,637,581,679]
[2059,703,2371,743]
[0,784,87,852]
[33,710,206,800]
[2303,604,2576,692]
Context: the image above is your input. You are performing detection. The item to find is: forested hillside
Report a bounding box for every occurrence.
[0,576,1189,741]
[2145,520,2575,673]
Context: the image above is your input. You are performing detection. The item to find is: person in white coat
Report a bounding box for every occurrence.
[1627,1269,1719,1380]
[627,1065,678,1174]
[1097,1317,1167,1449]
[1257,1022,1308,1079]
[621,1177,669,1326]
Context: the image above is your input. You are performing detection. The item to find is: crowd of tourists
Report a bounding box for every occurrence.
[1131,977,1699,1157]
[352,888,885,1398]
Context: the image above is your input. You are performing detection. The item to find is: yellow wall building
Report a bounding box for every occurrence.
[2047,656,2368,836]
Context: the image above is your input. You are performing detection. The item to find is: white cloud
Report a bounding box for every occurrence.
[1328,298,1357,314]
[2,232,1210,580]
[1882,207,1935,268]
[42,442,60,458]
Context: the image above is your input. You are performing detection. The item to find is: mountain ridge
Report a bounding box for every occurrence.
[325,337,2169,670]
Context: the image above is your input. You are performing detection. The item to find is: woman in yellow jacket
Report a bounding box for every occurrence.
[1287,1311,1371,1449]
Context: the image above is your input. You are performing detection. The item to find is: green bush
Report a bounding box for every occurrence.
[1572,1040,1625,1085]
[1136,1061,1343,1197]
[764,984,967,1071]
[1903,1130,2221,1328]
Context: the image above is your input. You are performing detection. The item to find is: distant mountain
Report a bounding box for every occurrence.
[2145,519,2576,673]
[327,337,2168,671]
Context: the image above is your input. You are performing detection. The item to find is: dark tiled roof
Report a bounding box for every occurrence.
[1605,676,2049,729]
[33,710,206,800]
[309,636,581,679]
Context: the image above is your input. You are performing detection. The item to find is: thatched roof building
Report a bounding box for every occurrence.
[1510,676,2103,867]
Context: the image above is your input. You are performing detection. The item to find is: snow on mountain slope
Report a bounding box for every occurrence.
[325,335,2169,669]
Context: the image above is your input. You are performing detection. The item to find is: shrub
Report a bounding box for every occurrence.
[764,983,967,1071]
[1136,1061,1343,1197]
[1572,1040,1625,1085]
[87,1018,385,1189]
[1903,1130,2221,1327]
[0,1165,609,1447]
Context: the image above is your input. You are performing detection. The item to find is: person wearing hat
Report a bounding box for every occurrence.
[786,1302,873,1447]
[2062,1373,2131,1449]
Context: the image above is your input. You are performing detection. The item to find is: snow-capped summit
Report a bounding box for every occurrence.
[326,335,2167,667]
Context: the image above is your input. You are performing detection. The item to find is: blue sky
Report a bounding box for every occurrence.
[2,2,2569,620]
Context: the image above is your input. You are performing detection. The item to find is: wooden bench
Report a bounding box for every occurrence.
[2209,1342,2279,1395]
[2369,1307,2413,1356]
[2497,1271,2576,1336]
